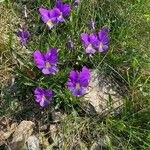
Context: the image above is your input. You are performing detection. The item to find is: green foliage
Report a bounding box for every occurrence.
[1,0,150,149]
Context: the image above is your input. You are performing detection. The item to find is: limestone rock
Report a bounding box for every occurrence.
[83,70,123,115]
[38,132,52,150]
[10,121,35,150]
[51,111,66,123]
[27,135,40,150]
[49,124,58,140]
[0,117,18,146]
[79,141,88,150]
[90,137,108,150]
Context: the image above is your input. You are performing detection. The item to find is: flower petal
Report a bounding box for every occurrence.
[34,50,44,60]
[61,4,70,16]
[17,28,29,46]
[44,89,53,97]
[23,31,29,39]
[34,50,45,69]
[98,28,110,41]
[89,19,95,29]
[49,8,60,18]
[69,70,78,82]
[40,100,50,107]
[79,66,90,87]
[72,88,85,96]
[34,87,43,95]
[67,80,76,90]
[39,8,50,23]
[57,15,65,22]
[85,47,96,54]
[89,33,99,47]
[42,68,51,74]
[74,0,79,7]
[81,33,89,47]
[35,95,42,103]
[99,45,108,52]
[55,0,63,10]
[67,37,74,49]
[101,36,110,43]
[36,59,45,69]
[20,38,27,46]
[17,29,23,37]
[45,48,58,64]
[48,65,57,74]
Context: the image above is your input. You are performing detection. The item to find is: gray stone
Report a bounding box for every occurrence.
[79,141,88,150]
[83,70,123,115]
[90,137,108,150]
[0,116,18,146]
[51,111,66,123]
[27,135,40,150]
[10,121,35,150]
[49,124,58,140]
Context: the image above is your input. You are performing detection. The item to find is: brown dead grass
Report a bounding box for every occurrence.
[0,4,19,88]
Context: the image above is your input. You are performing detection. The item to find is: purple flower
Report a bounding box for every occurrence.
[67,37,74,49]
[67,66,90,96]
[74,0,79,7]
[17,28,29,46]
[81,33,98,54]
[34,87,53,107]
[55,0,71,22]
[89,19,95,30]
[39,8,59,29]
[34,48,58,75]
[97,28,110,52]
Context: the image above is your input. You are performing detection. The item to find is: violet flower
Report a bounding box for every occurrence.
[67,66,90,96]
[97,28,110,52]
[81,33,98,54]
[89,19,95,30]
[17,28,29,46]
[67,37,74,49]
[33,48,58,75]
[74,0,79,7]
[34,87,52,107]
[55,0,71,22]
[39,8,59,29]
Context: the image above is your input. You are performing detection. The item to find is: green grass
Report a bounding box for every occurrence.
[1,0,150,149]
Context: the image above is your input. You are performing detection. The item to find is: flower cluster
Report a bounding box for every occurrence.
[16,0,111,107]
[39,0,70,29]
[81,28,110,54]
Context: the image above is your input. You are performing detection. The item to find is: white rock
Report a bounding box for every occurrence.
[51,111,66,123]
[83,70,123,115]
[27,135,40,150]
[10,121,35,150]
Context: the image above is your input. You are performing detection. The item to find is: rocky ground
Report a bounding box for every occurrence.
[0,71,123,149]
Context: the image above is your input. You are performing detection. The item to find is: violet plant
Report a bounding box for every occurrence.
[16,0,110,108]
[17,28,29,46]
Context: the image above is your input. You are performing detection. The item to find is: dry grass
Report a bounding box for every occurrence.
[0,4,18,88]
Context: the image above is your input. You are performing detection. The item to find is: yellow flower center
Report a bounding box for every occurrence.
[42,95,46,101]
[87,44,92,49]
[45,62,51,68]
[76,83,81,89]
[47,20,53,26]
[60,12,63,17]
[99,42,103,49]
